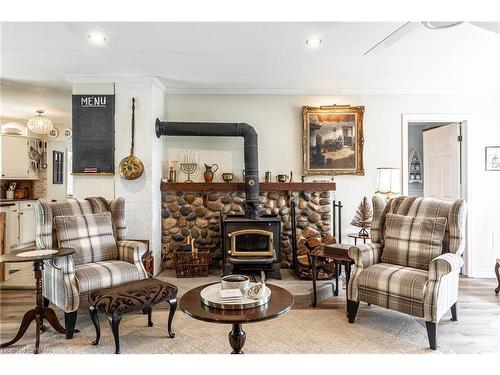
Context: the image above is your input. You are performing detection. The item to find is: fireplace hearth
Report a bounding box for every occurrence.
[222,215,281,279]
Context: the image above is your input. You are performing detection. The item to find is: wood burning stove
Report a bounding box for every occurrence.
[222,215,281,279]
[229,229,274,257]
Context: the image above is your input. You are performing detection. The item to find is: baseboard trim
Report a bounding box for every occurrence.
[468,271,497,279]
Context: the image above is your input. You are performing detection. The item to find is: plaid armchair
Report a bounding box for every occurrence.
[35,197,148,339]
[347,196,467,350]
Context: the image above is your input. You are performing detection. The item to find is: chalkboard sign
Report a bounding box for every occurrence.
[72,94,115,174]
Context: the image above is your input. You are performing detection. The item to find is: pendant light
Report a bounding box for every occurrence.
[27,110,54,134]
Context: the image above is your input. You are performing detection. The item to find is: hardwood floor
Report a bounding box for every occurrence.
[0,277,499,354]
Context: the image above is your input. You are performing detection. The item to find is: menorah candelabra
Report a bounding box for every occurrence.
[180,150,198,183]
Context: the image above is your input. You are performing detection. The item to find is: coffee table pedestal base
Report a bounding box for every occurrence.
[228,323,246,354]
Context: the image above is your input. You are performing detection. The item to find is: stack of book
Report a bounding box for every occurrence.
[220,288,243,303]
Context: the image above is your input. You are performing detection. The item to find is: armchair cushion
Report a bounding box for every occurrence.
[357,263,428,301]
[382,213,447,270]
[75,260,141,293]
[357,263,429,317]
[54,212,118,266]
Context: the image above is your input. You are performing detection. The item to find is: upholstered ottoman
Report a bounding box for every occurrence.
[89,278,178,354]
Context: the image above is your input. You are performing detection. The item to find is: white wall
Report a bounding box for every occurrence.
[71,79,165,275]
[164,93,500,278]
[114,82,165,275]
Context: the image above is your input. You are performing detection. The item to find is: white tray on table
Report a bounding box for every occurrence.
[200,282,271,310]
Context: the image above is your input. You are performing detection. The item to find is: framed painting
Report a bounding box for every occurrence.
[302,105,365,176]
[485,146,500,171]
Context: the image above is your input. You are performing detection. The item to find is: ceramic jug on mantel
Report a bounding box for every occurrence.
[203,163,219,183]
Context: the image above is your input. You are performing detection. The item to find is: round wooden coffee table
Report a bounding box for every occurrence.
[180,283,293,354]
[0,247,75,354]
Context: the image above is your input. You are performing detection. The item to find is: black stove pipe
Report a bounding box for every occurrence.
[155,119,260,219]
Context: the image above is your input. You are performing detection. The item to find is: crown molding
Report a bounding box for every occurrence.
[163,86,500,95]
[65,75,166,93]
[65,76,500,96]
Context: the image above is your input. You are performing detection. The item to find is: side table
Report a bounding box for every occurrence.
[180,283,293,354]
[0,247,76,354]
[310,244,354,308]
[347,233,370,245]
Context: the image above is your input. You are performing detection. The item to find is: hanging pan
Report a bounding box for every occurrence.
[119,97,144,180]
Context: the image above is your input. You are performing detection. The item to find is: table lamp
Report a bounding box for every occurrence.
[375,167,401,201]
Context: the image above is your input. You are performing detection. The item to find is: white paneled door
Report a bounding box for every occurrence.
[423,123,461,200]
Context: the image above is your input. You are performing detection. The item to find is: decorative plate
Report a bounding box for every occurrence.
[48,128,59,139]
[17,249,58,257]
[63,128,72,138]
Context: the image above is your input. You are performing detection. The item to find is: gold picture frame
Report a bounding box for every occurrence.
[302,105,365,176]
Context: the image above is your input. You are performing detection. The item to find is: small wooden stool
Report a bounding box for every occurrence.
[89,278,178,354]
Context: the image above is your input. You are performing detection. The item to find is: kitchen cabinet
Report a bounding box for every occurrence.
[0,201,37,248]
[19,202,36,244]
[8,205,19,247]
[0,135,39,180]
[0,204,19,247]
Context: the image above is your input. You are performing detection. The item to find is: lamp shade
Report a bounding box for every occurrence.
[27,110,53,134]
[376,167,401,195]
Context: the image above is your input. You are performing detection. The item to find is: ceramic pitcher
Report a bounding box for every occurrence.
[203,163,219,182]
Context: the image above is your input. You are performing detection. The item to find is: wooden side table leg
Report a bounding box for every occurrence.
[310,254,318,307]
[334,261,340,296]
[495,261,500,295]
[34,314,41,354]
[0,309,36,349]
[228,323,246,354]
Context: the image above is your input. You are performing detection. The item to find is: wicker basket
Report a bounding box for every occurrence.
[174,250,210,278]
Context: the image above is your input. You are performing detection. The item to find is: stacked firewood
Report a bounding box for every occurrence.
[296,226,337,280]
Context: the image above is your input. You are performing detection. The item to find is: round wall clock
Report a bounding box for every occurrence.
[48,128,59,139]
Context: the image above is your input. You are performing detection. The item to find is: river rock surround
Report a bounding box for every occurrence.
[161,190,332,270]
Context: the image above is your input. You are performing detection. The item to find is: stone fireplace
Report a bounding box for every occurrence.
[160,183,336,278]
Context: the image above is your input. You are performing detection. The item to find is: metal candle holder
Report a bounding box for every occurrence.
[180,150,198,183]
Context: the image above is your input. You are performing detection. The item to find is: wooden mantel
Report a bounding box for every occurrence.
[160,181,336,192]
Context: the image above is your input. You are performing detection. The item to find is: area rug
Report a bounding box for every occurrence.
[2,305,454,354]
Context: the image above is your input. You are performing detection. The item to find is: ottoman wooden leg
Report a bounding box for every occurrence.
[89,305,100,346]
[495,261,500,295]
[142,305,153,327]
[108,316,123,354]
[167,298,177,338]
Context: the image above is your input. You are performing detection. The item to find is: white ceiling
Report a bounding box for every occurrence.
[1,22,500,123]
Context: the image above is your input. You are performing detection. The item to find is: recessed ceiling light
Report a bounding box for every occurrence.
[306,37,322,47]
[88,32,107,45]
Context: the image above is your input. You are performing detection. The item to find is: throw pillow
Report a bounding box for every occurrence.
[382,213,447,270]
[54,212,118,266]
